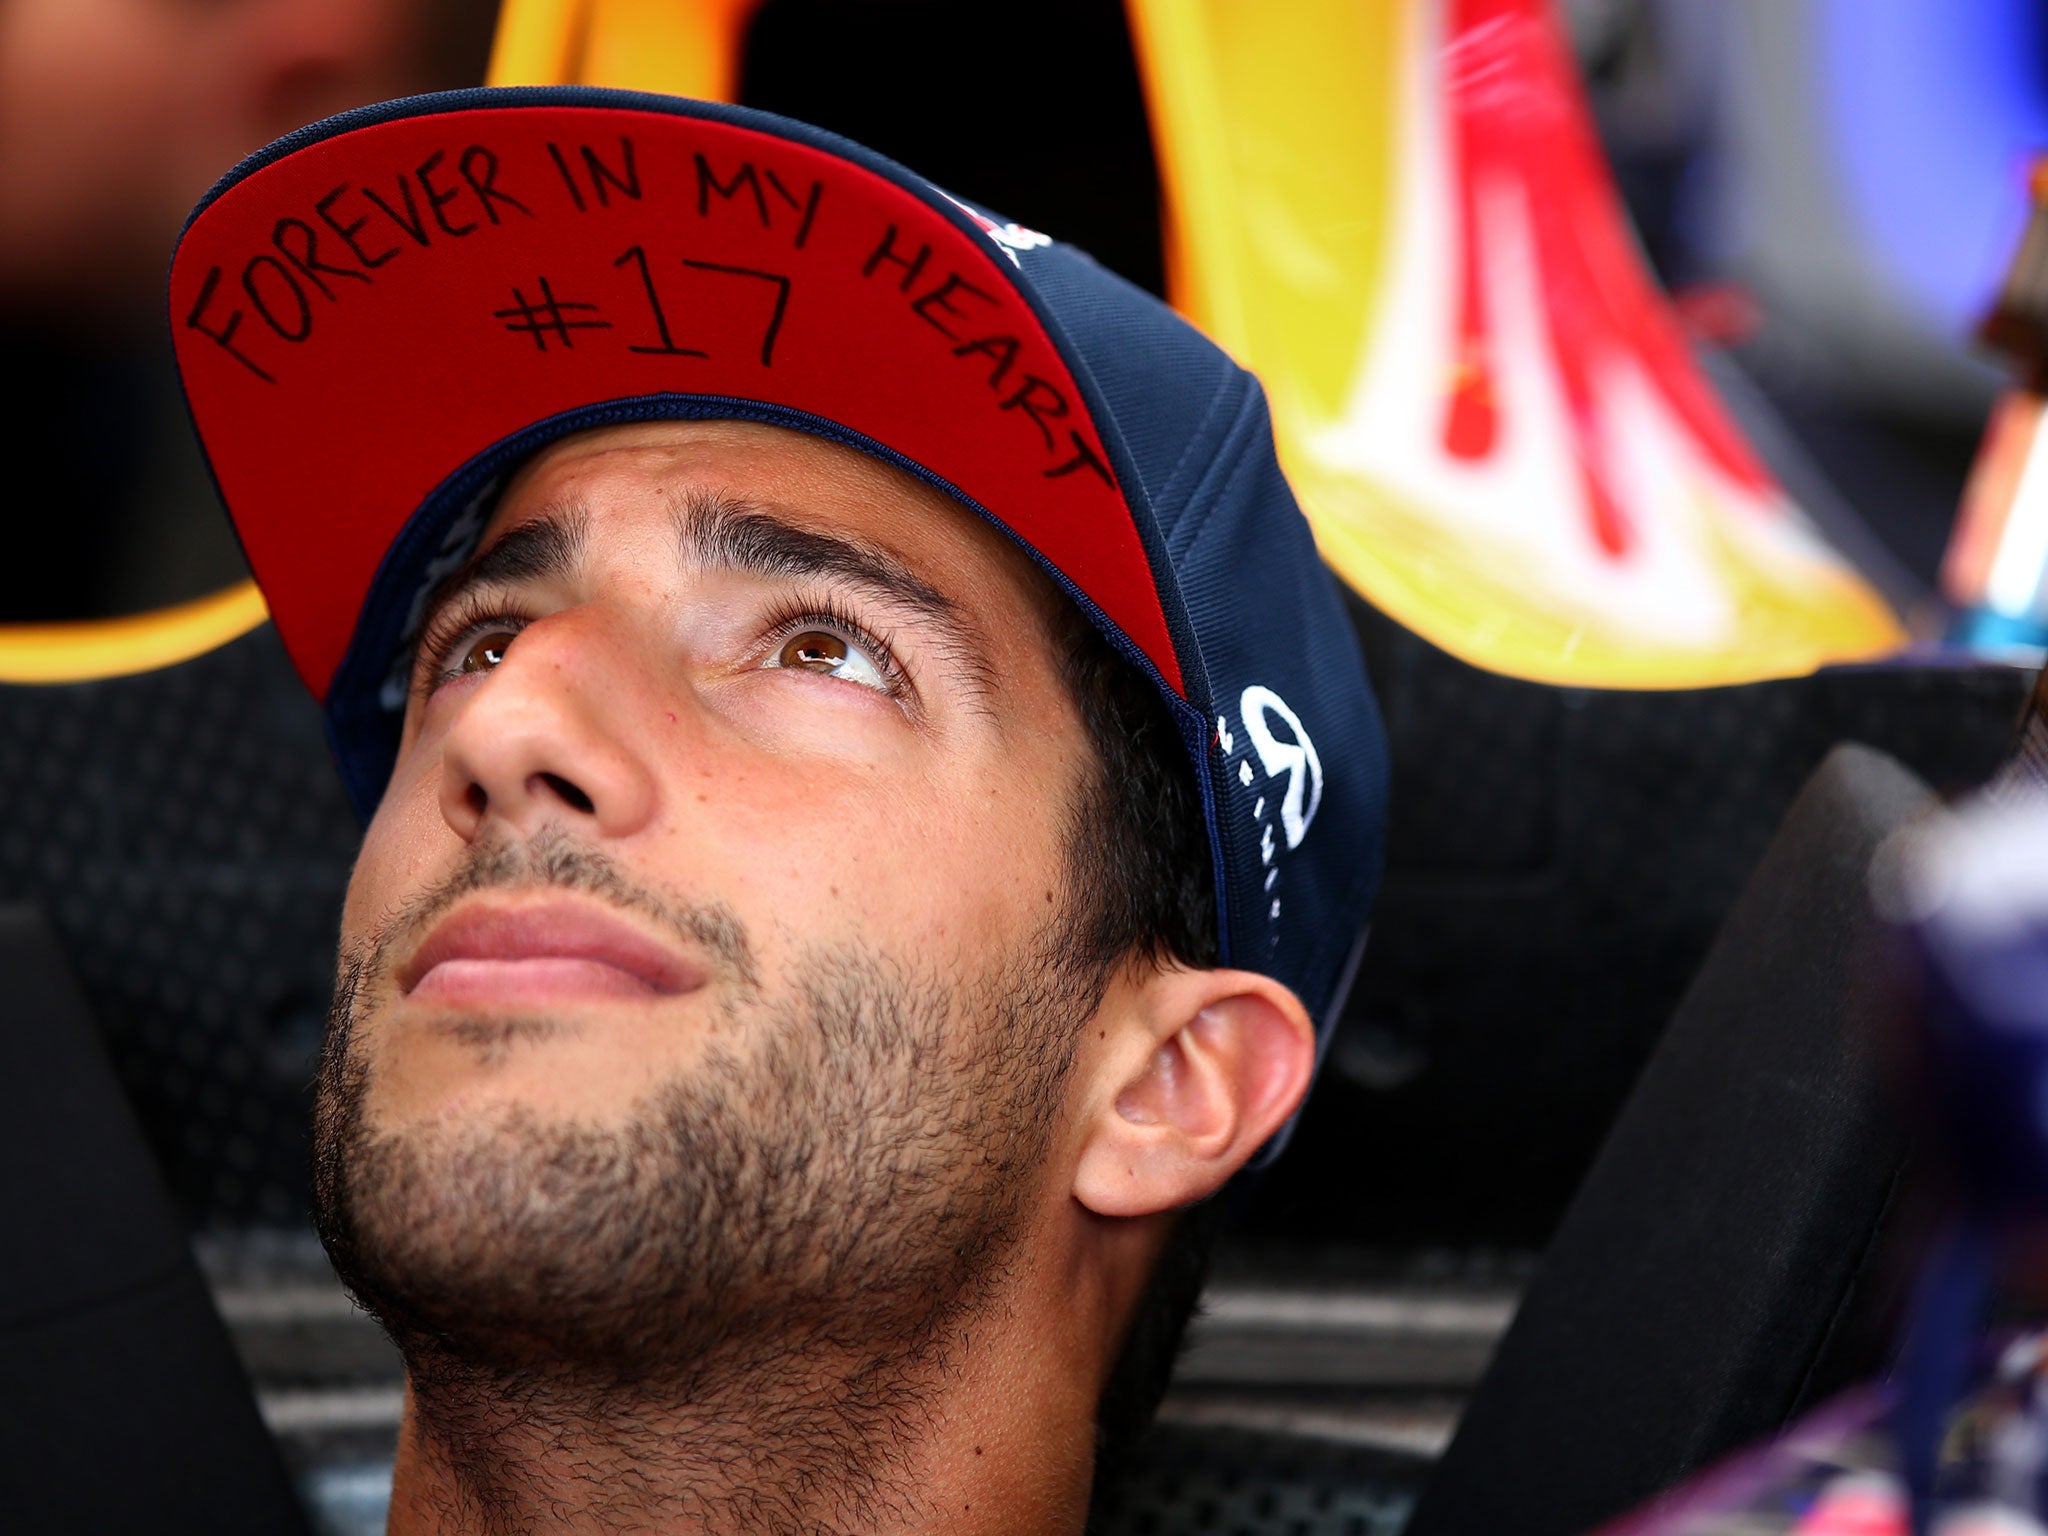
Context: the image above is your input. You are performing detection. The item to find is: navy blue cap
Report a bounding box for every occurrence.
[169,86,1390,1156]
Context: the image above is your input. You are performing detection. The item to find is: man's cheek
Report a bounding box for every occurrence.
[340,771,454,952]
[749,790,1051,958]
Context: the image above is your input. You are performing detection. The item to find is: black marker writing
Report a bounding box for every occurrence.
[242,255,312,341]
[614,245,707,357]
[361,176,431,249]
[415,150,476,238]
[1045,429,1114,486]
[696,154,769,225]
[457,145,532,224]
[692,155,824,249]
[762,167,824,249]
[680,259,790,366]
[493,276,611,351]
[858,227,1116,488]
[547,143,586,211]
[997,374,1068,449]
[547,138,641,211]
[272,216,370,299]
[315,184,399,269]
[862,224,931,291]
[185,265,275,382]
[952,333,1019,388]
[583,138,640,204]
[909,272,997,340]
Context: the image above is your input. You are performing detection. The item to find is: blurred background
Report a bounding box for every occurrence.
[8,3,2048,1533]
[0,0,498,620]
[11,0,2035,620]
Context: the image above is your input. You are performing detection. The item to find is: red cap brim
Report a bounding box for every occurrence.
[171,95,1181,706]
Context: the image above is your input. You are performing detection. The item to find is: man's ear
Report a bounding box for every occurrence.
[1072,968,1316,1219]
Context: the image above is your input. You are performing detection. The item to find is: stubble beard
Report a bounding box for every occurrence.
[310,832,1096,1532]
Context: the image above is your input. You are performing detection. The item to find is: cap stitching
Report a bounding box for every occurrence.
[1164,377,1270,567]
[1151,366,1252,547]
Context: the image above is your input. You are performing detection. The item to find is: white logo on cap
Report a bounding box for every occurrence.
[1240,686,1322,850]
[937,192,1052,267]
[985,222,1052,262]
[1220,685,1322,938]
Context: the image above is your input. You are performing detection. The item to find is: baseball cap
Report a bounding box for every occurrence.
[168,86,1390,1156]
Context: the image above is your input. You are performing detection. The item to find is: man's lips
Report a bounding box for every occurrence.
[400,901,704,1003]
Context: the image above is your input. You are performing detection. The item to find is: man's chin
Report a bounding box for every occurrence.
[312,926,1078,1400]
[318,1090,722,1372]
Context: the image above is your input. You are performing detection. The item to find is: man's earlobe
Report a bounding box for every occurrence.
[1072,970,1316,1219]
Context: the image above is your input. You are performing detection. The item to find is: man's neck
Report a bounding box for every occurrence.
[382,1283,1105,1536]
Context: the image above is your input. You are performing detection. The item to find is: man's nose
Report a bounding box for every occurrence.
[437,608,659,842]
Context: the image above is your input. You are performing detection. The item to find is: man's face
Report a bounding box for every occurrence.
[320,419,1106,1379]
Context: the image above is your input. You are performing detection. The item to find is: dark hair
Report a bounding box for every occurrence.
[1049,602,1223,1478]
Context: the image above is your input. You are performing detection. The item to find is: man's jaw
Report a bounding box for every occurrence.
[398,896,709,1008]
[318,900,1089,1536]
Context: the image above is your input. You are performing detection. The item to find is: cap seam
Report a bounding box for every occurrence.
[1151,366,1251,543]
[1009,244,1209,713]
[1165,380,1274,569]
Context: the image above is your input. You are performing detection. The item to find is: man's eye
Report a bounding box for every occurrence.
[458,630,519,675]
[767,627,889,692]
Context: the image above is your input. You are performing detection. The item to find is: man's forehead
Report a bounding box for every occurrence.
[476,418,1067,621]
[489,419,947,545]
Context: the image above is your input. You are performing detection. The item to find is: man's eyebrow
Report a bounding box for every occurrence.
[417,504,590,631]
[675,490,969,635]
